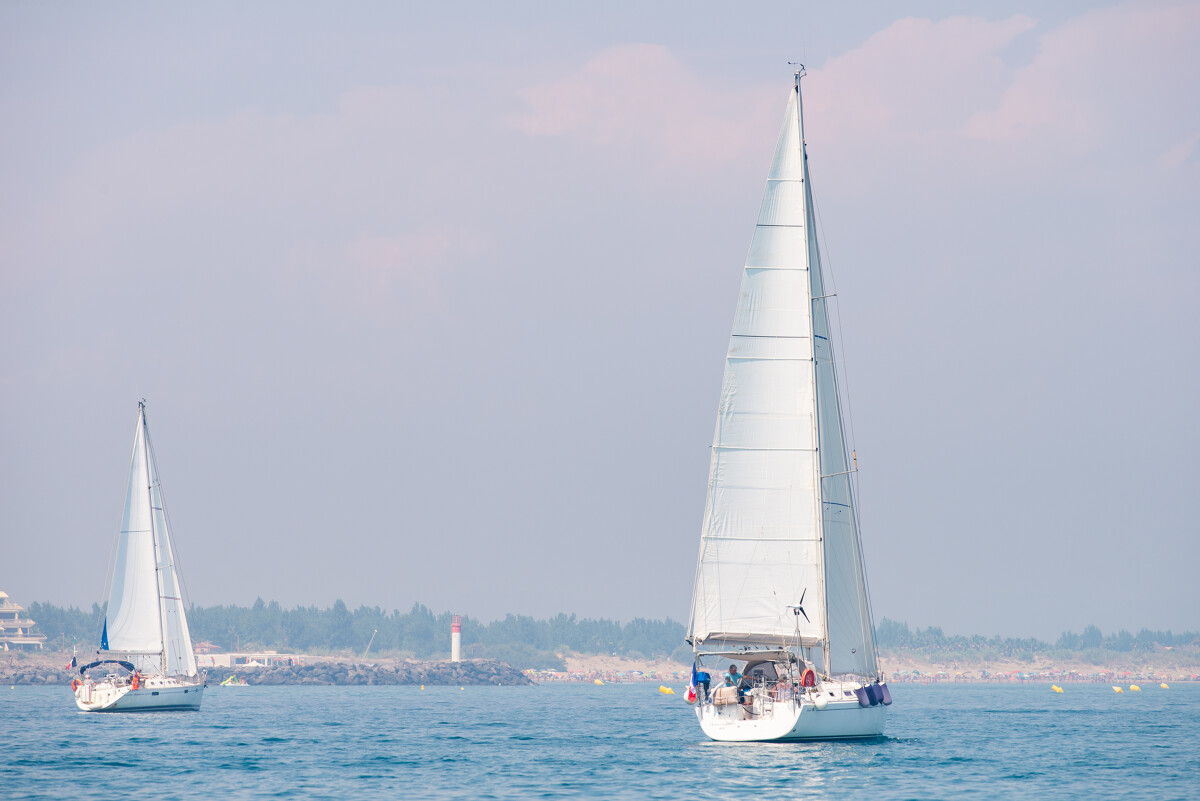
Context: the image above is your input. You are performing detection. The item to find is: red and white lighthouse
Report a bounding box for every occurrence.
[451,614,462,662]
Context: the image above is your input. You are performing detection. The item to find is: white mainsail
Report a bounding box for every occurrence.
[688,74,877,677]
[102,403,197,676]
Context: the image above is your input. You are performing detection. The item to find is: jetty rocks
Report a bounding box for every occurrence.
[207,659,531,687]
[1,657,531,687]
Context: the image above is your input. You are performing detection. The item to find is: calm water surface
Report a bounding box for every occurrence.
[4,682,1198,799]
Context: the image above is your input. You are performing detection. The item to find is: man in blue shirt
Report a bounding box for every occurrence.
[725,664,744,700]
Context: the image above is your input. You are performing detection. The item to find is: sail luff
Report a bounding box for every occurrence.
[145,413,199,677]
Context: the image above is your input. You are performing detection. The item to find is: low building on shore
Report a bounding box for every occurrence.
[0,591,47,651]
[194,649,305,668]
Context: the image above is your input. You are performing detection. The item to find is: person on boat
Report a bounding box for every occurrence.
[131,670,141,691]
[724,665,748,699]
[719,672,745,705]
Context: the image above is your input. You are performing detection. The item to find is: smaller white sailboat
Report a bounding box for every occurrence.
[74,401,205,712]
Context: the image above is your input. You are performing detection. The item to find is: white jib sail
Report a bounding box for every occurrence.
[147,428,198,677]
[688,85,826,649]
[803,120,879,679]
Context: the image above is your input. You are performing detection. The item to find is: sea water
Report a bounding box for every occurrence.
[3,682,1198,799]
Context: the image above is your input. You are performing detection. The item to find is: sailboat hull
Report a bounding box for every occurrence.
[696,684,886,742]
[75,677,204,713]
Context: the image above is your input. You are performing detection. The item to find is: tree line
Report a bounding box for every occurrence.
[875,618,1200,663]
[26,600,691,670]
[25,601,1196,670]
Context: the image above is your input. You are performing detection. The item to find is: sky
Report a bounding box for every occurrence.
[2,1,1197,642]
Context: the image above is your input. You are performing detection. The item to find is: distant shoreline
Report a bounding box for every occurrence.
[6,648,1197,688]
[1,653,530,687]
[878,651,1200,684]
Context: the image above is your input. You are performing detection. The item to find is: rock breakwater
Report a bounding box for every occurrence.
[1,656,531,687]
[209,659,531,686]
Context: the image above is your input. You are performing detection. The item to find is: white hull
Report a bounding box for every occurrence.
[75,676,204,712]
[696,682,886,742]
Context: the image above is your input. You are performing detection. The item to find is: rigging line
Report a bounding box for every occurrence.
[99,466,125,642]
[808,165,880,666]
[688,457,721,646]
[145,415,195,658]
[808,153,881,677]
[809,176,860,458]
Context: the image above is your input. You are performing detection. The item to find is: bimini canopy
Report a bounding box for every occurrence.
[79,659,136,676]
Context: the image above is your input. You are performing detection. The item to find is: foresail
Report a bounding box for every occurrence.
[103,409,163,671]
[147,437,197,677]
[804,104,879,679]
[688,86,825,649]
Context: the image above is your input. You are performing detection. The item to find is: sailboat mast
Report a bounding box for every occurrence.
[794,70,833,680]
[142,402,168,674]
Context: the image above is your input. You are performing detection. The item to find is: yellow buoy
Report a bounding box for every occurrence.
[658,685,675,695]
[420,685,425,690]
[1161,683,1170,689]
[1129,685,1141,692]
[1051,685,1063,693]
[1113,686,1123,693]
[594,679,604,686]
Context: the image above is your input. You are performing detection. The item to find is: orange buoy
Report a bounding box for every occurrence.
[801,669,816,688]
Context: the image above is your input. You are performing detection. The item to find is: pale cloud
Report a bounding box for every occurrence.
[506,20,1041,178]
[509,43,778,166]
[41,84,450,238]
[15,83,478,319]
[1157,133,1200,170]
[805,14,1038,144]
[280,229,476,325]
[785,1,1200,195]
[962,0,1200,170]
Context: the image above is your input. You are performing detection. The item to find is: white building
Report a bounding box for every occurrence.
[0,591,47,651]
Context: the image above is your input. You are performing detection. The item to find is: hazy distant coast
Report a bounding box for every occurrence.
[875,620,1200,683]
[16,601,1199,685]
[26,600,693,670]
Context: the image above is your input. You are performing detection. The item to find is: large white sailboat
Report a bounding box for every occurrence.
[74,401,205,712]
[686,71,891,741]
